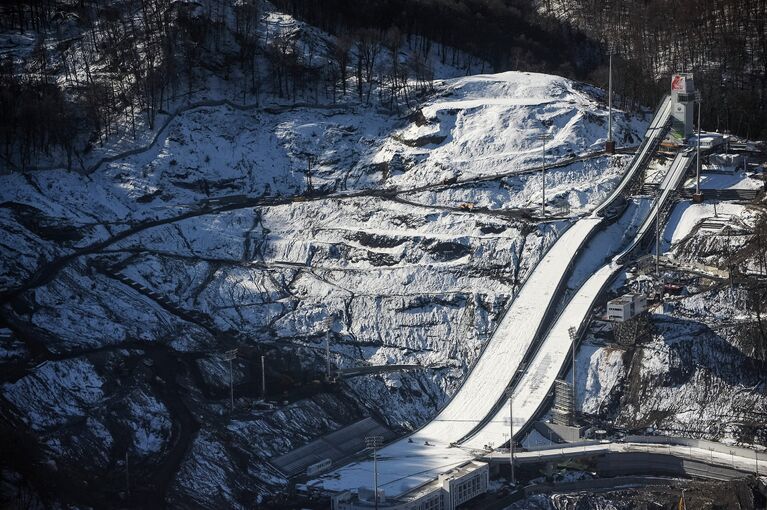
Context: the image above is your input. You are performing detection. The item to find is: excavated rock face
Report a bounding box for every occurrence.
[1,188,542,506]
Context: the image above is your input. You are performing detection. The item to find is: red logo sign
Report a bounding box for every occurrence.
[671,75,685,91]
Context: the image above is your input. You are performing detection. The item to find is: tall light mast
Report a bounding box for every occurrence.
[541,133,548,217]
[606,51,615,154]
[693,90,704,203]
[365,436,383,509]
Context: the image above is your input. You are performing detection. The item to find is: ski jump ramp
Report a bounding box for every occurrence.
[463,148,694,451]
[308,96,677,496]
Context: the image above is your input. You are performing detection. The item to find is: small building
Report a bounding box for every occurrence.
[606,293,647,322]
[331,460,489,510]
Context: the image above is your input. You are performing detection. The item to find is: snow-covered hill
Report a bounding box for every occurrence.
[0,3,683,508]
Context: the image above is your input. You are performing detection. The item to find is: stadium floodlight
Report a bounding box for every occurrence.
[365,435,384,509]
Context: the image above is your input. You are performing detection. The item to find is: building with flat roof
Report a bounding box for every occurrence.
[606,293,647,322]
[331,460,489,510]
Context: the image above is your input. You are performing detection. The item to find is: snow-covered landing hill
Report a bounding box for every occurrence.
[0,12,648,507]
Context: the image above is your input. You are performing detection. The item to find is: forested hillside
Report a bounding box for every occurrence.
[2,0,765,173]
[0,0,461,171]
[269,0,767,139]
[547,0,767,140]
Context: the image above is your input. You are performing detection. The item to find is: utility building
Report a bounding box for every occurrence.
[669,73,696,142]
[607,293,647,322]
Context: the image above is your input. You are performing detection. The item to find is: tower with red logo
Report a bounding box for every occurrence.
[669,73,695,142]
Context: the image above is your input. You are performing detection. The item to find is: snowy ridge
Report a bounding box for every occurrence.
[371,71,647,191]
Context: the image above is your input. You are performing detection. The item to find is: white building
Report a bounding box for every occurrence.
[331,461,489,510]
[606,293,647,322]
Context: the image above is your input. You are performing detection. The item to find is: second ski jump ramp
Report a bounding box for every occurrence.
[463,150,696,450]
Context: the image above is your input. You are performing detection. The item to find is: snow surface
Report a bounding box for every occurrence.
[464,263,616,450]
[494,151,698,444]
[370,72,647,190]
[591,95,672,218]
[1,68,643,500]
[3,359,104,432]
[402,155,632,216]
[0,4,676,506]
[686,171,764,191]
[312,217,602,495]
[662,201,750,249]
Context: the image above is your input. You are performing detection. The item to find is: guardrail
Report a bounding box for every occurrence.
[453,217,604,445]
[615,152,695,265]
[478,436,767,478]
[523,476,677,496]
[491,150,698,443]
[625,435,765,464]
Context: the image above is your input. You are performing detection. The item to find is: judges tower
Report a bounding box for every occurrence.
[669,73,695,142]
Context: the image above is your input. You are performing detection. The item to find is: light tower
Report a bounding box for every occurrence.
[323,316,334,380]
[568,326,578,423]
[261,354,267,400]
[222,348,238,411]
[505,367,525,484]
[365,435,383,510]
[540,132,549,217]
[605,51,615,154]
[505,386,515,485]
[693,90,704,203]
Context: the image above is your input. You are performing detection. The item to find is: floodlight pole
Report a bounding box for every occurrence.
[608,53,613,144]
[604,48,616,154]
[261,355,266,400]
[541,133,548,217]
[324,317,333,380]
[222,348,238,411]
[365,435,383,510]
[696,91,702,197]
[656,210,661,276]
[568,326,578,422]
